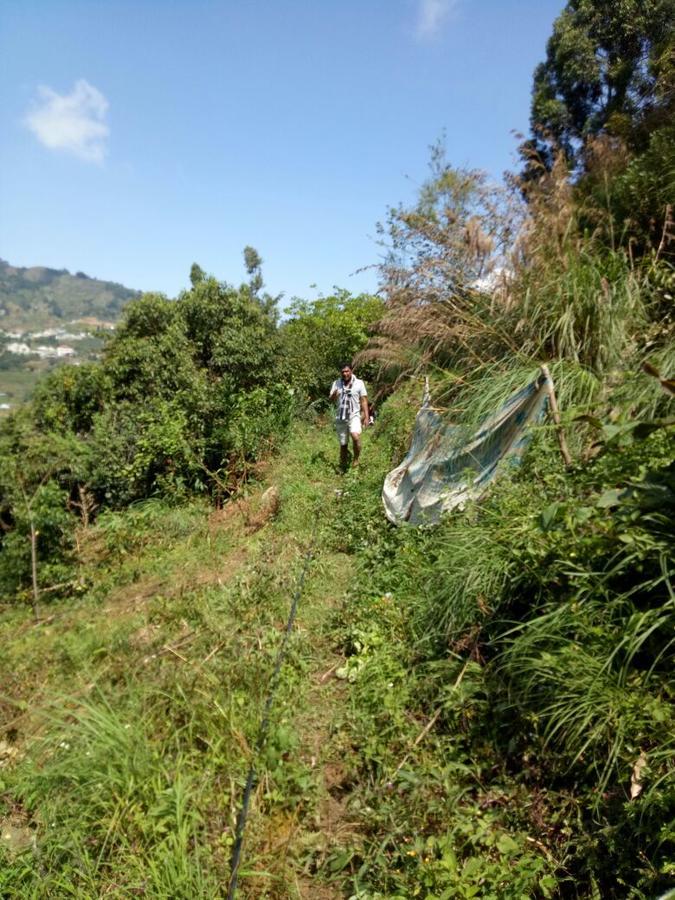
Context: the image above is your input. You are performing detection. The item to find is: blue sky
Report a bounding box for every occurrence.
[0,0,564,305]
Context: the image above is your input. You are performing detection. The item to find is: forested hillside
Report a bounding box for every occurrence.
[0,259,138,330]
[0,260,139,413]
[1,1,673,896]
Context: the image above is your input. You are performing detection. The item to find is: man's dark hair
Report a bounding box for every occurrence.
[339,362,353,370]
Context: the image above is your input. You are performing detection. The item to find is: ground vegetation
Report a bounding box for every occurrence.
[1,2,674,895]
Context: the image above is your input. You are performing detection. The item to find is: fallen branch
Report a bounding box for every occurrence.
[202,639,228,664]
[391,709,442,780]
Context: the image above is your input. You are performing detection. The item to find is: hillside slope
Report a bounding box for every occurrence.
[0,259,139,331]
[1,408,673,898]
[0,424,369,897]
[0,259,140,413]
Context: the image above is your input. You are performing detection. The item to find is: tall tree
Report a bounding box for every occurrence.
[528,0,674,169]
[242,245,281,322]
[280,291,384,402]
[243,245,263,297]
[190,262,206,287]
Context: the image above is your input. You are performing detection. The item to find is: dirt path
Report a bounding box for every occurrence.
[232,426,364,899]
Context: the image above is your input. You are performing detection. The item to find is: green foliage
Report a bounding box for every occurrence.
[1,403,673,896]
[327,376,675,897]
[0,429,342,896]
[0,275,292,602]
[178,276,278,382]
[512,242,654,373]
[32,363,112,433]
[0,350,29,371]
[0,480,74,597]
[219,384,294,466]
[529,0,675,168]
[522,0,675,266]
[86,399,201,506]
[189,261,205,287]
[0,420,87,600]
[280,290,384,404]
[1,12,673,895]
[115,290,178,339]
[243,244,264,297]
[355,73,674,889]
[3,696,219,897]
[606,123,675,255]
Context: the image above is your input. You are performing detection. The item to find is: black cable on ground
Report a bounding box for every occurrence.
[227,505,322,899]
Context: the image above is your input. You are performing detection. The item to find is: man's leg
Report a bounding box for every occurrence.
[350,432,361,466]
[337,421,350,471]
[349,415,363,468]
[340,443,349,470]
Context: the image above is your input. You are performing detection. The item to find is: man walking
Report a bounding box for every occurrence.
[329,363,369,470]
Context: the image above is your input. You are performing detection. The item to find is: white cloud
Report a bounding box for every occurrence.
[415,0,458,39]
[24,79,109,164]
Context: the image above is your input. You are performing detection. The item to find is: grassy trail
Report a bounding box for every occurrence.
[7,407,661,897]
[229,423,367,897]
[0,422,380,897]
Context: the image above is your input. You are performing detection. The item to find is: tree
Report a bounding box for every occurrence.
[243,246,263,297]
[178,277,279,385]
[280,291,384,403]
[363,144,519,382]
[0,421,86,613]
[32,362,112,434]
[104,294,202,405]
[190,262,206,287]
[529,0,674,169]
[242,245,280,323]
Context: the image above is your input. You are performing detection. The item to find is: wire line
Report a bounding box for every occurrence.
[227,505,322,898]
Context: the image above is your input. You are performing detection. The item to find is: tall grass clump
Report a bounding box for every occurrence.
[349,133,675,895]
[512,243,652,372]
[335,378,674,895]
[5,695,218,897]
[361,146,672,405]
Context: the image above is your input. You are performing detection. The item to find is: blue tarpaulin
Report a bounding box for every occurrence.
[382,370,552,525]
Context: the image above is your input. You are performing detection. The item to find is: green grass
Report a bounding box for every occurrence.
[0,424,359,897]
[1,406,673,898]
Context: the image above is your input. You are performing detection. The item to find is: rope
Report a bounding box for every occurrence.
[227,505,322,899]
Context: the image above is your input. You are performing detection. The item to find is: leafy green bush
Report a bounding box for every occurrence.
[0,480,74,598]
[86,399,201,506]
[0,275,296,602]
[327,370,674,897]
[279,290,384,405]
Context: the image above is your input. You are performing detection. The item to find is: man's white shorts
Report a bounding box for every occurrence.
[335,415,362,446]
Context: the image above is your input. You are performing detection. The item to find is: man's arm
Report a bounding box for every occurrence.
[329,381,338,402]
[360,392,369,427]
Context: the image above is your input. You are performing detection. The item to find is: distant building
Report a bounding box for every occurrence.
[71,317,116,330]
[34,344,76,359]
[6,341,34,355]
[59,331,88,341]
[32,328,62,339]
[32,328,88,341]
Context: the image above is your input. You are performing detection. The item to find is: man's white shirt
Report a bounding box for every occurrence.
[330,377,367,421]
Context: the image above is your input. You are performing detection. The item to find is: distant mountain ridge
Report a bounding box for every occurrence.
[0,259,139,330]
